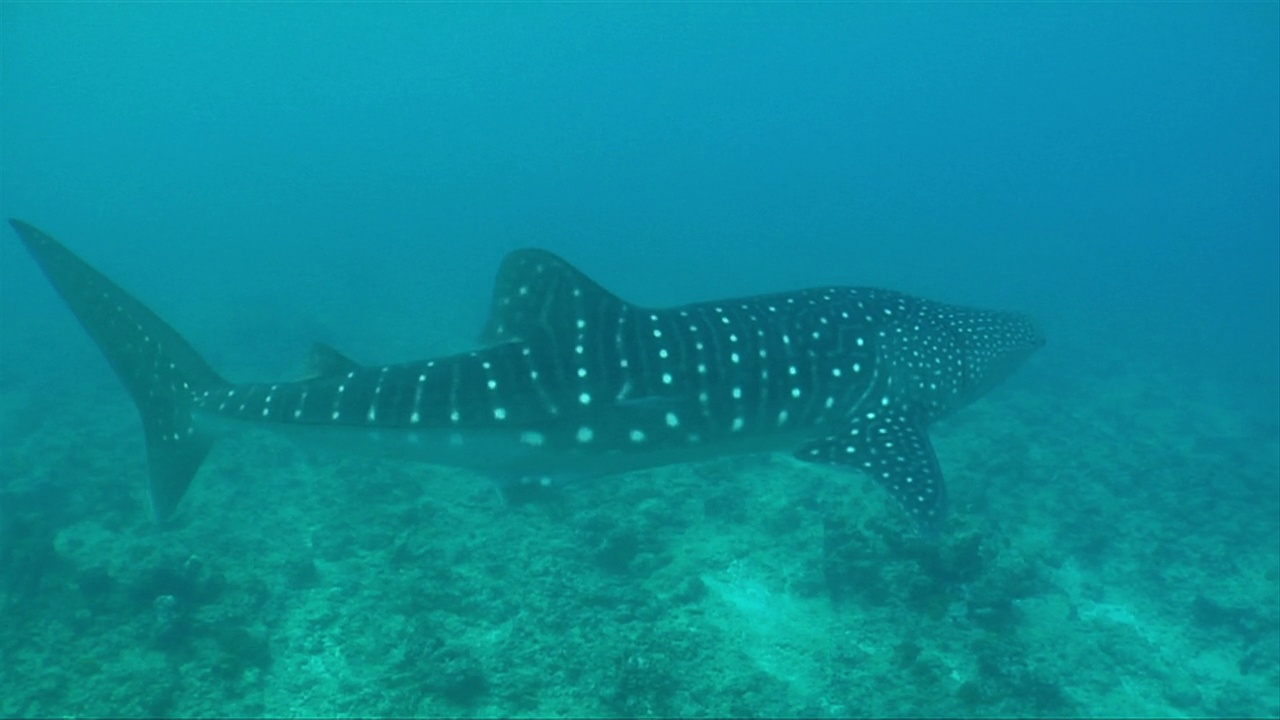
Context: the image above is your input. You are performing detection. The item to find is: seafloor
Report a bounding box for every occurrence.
[1,335,1277,717]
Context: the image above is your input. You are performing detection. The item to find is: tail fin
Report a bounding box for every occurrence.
[9,219,228,521]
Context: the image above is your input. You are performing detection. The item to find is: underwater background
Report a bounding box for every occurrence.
[1,3,1277,717]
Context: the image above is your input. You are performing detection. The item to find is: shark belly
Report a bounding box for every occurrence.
[192,357,834,486]
[221,416,815,480]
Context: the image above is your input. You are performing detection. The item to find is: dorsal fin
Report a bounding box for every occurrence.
[305,342,361,379]
[479,249,629,345]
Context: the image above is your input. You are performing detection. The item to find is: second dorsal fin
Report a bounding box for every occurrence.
[306,341,361,378]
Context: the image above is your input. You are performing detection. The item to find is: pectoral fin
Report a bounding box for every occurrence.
[795,412,947,537]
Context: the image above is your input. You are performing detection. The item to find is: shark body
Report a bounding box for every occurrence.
[10,219,1043,535]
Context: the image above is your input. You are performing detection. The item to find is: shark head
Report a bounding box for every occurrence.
[880,300,1045,421]
[947,305,1045,409]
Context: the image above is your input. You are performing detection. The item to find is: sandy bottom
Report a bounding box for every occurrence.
[2,341,1276,717]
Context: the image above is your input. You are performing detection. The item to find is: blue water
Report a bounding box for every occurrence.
[2,4,1277,717]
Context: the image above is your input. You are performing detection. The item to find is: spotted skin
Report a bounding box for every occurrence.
[10,220,1043,533]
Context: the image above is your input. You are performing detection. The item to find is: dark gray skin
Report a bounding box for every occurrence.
[10,219,1043,534]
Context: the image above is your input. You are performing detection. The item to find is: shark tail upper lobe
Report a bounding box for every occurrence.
[10,219,228,521]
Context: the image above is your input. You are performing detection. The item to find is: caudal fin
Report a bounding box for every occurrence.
[9,219,228,521]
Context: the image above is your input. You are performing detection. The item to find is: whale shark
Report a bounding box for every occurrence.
[9,219,1043,535]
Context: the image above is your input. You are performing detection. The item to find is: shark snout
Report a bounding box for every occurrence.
[1026,317,1047,350]
[1004,311,1046,354]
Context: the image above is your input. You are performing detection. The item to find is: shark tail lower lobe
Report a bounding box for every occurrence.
[10,219,228,522]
